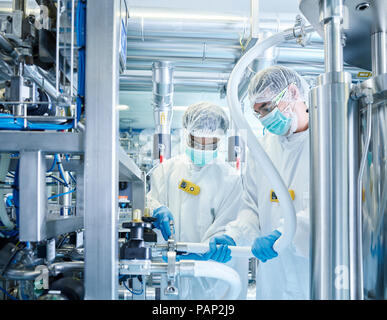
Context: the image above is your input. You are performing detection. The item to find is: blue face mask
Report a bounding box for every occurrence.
[185,146,218,167]
[259,107,292,136]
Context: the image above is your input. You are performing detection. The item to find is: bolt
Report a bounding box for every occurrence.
[7,16,12,23]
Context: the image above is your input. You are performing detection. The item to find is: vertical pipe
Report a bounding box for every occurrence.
[250,0,260,39]
[320,0,343,73]
[55,0,60,95]
[310,0,354,300]
[59,171,72,216]
[85,0,120,300]
[371,32,387,76]
[152,61,174,162]
[70,0,75,98]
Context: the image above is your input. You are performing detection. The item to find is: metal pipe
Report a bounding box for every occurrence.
[319,0,343,73]
[126,9,303,41]
[3,268,42,280]
[152,61,174,161]
[250,0,260,39]
[371,32,387,76]
[310,0,354,300]
[55,0,60,95]
[50,261,84,276]
[354,96,373,300]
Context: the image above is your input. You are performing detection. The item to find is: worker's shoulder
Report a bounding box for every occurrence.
[152,154,186,173]
[209,159,242,182]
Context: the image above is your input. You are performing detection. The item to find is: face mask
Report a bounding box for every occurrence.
[259,107,292,136]
[185,146,218,167]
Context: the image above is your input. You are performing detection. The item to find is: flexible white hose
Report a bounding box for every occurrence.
[226,30,296,253]
[192,261,242,300]
[183,242,253,258]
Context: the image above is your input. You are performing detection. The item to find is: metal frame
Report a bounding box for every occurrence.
[84,0,121,300]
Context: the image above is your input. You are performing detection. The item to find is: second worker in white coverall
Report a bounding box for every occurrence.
[209,65,311,300]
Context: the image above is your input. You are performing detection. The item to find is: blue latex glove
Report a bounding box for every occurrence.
[152,206,174,240]
[207,234,236,263]
[161,235,236,263]
[252,230,281,263]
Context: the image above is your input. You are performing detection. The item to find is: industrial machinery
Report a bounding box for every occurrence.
[0,0,385,301]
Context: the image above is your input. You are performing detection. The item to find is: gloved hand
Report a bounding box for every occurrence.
[152,206,174,240]
[161,235,236,263]
[162,253,207,262]
[251,230,281,262]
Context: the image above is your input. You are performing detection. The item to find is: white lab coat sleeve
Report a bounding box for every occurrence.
[146,165,166,213]
[200,175,244,242]
[224,157,261,247]
[277,206,309,258]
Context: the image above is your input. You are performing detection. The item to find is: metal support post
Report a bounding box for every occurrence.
[84,0,121,300]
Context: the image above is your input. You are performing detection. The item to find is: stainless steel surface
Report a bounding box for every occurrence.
[0,132,84,154]
[320,0,343,73]
[84,0,120,300]
[348,96,362,300]
[152,61,174,134]
[250,0,260,39]
[309,0,364,300]
[46,216,84,239]
[131,174,146,214]
[152,61,174,161]
[118,146,143,182]
[59,171,72,216]
[3,268,42,280]
[360,73,387,104]
[300,0,387,71]
[359,98,387,300]
[19,150,47,242]
[310,76,353,299]
[371,32,387,76]
[50,261,84,276]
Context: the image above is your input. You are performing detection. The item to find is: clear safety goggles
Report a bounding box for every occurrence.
[253,82,295,119]
[187,134,219,150]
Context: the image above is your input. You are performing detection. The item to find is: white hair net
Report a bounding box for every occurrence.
[182,101,229,139]
[248,65,310,104]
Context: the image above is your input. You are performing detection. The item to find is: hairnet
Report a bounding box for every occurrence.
[182,101,229,138]
[248,65,310,104]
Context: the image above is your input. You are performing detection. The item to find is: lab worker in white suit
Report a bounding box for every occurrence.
[147,102,249,300]
[209,65,311,299]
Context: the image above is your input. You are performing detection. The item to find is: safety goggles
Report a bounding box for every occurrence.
[253,82,295,119]
[187,135,219,150]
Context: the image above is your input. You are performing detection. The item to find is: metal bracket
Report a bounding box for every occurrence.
[292,15,311,47]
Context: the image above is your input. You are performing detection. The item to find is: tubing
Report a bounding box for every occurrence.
[0,113,74,131]
[50,261,84,276]
[3,261,84,280]
[226,30,297,253]
[182,242,253,258]
[191,261,241,300]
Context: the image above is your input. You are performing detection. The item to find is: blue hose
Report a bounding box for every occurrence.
[54,154,69,187]
[76,0,86,123]
[0,113,74,131]
[0,285,18,300]
[123,280,144,296]
[48,189,76,200]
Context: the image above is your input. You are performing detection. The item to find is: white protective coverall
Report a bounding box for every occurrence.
[225,129,310,299]
[147,153,249,300]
